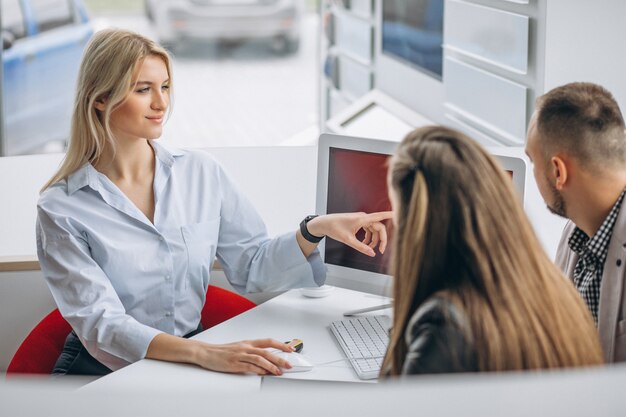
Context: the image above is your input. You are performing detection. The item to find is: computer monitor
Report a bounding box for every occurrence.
[490,153,527,205]
[316,133,397,294]
[376,0,445,124]
[316,133,527,295]
[382,0,444,80]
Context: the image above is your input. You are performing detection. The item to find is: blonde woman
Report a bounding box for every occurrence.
[37,29,391,377]
[381,126,603,376]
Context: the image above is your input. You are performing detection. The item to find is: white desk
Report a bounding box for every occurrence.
[69,286,626,417]
[83,287,392,393]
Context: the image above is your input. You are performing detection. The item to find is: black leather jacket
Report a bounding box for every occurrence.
[402,297,478,375]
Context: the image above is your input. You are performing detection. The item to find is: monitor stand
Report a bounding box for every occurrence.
[343,302,393,317]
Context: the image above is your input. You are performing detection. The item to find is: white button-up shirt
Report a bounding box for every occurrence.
[36,141,325,371]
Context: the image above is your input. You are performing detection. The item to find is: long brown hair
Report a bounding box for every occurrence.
[381,126,603,375]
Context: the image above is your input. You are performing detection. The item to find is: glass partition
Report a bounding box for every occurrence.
[0,0,320,156]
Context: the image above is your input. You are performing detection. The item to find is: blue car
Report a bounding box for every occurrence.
[1,0,93,156]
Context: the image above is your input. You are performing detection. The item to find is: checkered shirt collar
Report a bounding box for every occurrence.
[568,188,626,263]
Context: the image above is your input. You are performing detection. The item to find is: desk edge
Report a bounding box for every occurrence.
[0,255,41,272]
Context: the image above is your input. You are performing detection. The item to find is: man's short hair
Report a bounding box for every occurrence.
[535,82,626,169]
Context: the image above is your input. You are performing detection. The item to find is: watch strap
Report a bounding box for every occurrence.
[300,215,324,243]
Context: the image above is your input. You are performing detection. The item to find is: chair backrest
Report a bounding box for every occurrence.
[7,285,256,375]
[200,285,256,329]
[6,309,71,375]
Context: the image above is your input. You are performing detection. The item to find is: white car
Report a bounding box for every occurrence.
[145,0,303,53]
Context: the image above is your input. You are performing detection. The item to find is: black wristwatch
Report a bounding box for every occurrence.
[300,215,324,243]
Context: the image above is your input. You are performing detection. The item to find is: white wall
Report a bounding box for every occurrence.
[543,0,626,110]
[0,153,64,256]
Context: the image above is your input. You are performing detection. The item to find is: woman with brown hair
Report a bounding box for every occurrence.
[381,126,604,376]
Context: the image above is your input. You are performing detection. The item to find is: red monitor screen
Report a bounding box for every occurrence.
[325,147,393,274]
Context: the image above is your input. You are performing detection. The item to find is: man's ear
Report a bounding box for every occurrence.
[550,155,568,190]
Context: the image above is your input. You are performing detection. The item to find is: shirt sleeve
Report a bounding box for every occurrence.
[36,203,163,371]
[211,160,326,293]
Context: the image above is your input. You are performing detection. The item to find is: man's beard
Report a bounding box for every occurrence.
[546,177,567,218]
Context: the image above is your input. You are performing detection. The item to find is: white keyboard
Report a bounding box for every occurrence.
[329,315,390,380]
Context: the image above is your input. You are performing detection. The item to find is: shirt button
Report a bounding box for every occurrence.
[165,275,171,281]
[165,311,172,317]
[617,259,623,267]
[158,236,164,241]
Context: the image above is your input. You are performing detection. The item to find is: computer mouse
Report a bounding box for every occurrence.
[272,351,314,373]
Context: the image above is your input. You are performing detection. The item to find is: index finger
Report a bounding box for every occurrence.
[252,348,292,370]
[249,338,294,352]
[363,211,393,223]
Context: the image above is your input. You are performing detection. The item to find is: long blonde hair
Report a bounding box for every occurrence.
[381,126,603,375]
[42,29,173,191]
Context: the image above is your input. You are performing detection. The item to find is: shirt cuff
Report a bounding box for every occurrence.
[85,321,164,371]
[273,231,327,289]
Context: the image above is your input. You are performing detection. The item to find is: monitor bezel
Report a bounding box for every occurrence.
[489,152,527,201]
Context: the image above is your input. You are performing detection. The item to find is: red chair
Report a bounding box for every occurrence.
[199,285,256,329]
[7,285,256,375]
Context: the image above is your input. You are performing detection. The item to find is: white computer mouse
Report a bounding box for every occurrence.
[272,351,314,373]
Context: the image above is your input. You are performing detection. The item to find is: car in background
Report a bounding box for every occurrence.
[145,0,303,54]
[1,0,93,156]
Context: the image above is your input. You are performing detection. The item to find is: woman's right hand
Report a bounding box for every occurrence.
[147,332,295,375]
[146,333,294,375]
[191,338,295,376]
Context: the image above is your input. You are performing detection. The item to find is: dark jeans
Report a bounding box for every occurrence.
[52,324,204,376]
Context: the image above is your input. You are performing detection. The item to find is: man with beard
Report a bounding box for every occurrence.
[525,82,626,363]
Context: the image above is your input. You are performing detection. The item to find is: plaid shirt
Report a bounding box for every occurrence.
[569,189,626,325]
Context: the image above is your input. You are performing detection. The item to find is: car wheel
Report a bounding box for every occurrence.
[286,37,300,54]
[272,35,299,55]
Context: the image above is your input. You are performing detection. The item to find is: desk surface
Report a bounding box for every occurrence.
[83,287,392,393]
[74,286,626,417]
